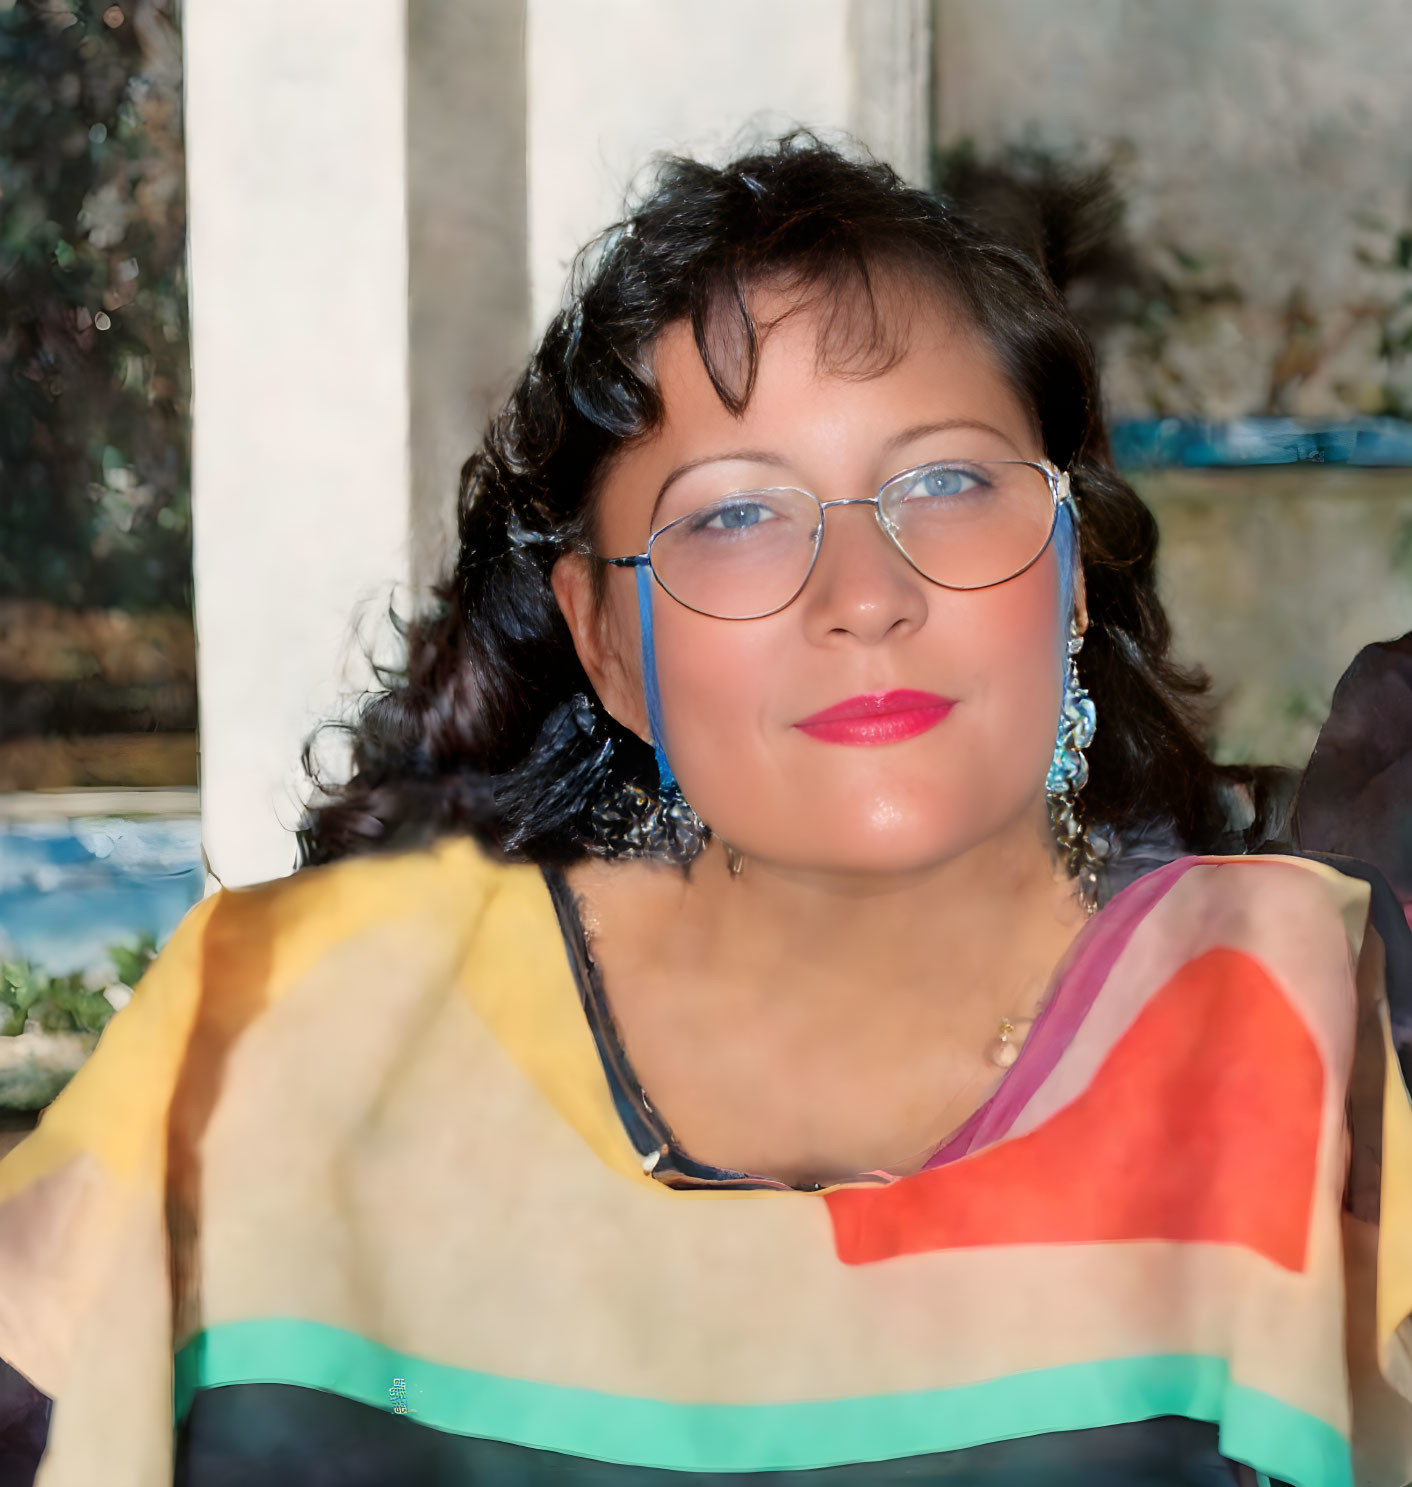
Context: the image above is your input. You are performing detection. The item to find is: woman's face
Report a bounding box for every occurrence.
[553,287,1081,876]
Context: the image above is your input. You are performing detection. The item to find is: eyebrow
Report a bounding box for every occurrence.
[882,418,1025,457]
[650,419,1025,518]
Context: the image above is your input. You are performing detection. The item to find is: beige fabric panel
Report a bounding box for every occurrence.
[187,918,486,1343]
[1345,1213,1412,1487]
[0,1156,110,1398]
[33,1144,176,1487]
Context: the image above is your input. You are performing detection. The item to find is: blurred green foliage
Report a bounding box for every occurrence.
[0,0,190,612]
[0,927,155,1035]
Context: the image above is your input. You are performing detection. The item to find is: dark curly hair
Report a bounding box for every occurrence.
[297,135,1286,871]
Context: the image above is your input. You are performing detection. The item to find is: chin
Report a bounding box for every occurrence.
[772,800,999,877]
[693,765,1045,876]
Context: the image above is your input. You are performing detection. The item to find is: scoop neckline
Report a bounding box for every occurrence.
[538,863,1113,1193]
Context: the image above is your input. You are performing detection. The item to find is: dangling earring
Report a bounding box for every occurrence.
[590,564,711,864]
[584,696,708,865]
[1046,620,1101,913]
[590,776,708,863]
[723,843,745,878]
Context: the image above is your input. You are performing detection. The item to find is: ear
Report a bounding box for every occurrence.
[1073,564,1090,636]
[550,553,651,742]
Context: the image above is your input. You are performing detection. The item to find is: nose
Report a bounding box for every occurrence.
[798,499,929,645]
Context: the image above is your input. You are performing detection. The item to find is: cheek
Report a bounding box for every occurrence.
[646,603,807,840]
[648,605,780,762]
[953,568,1065,786]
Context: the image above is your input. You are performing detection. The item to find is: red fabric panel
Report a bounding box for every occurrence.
[826,949,1324,1271]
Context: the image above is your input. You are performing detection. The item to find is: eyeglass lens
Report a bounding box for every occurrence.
[647,461,1058,619]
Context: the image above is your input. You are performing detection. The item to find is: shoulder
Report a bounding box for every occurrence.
[1133,853,1373,1038]
[1169,853,1371,929]
[1115,854,1373,1000]
[10,838,544,1169]
[54,836,542,1119]
[195,833,543,993]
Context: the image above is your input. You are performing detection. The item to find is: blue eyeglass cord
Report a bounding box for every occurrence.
[1052,497,1079,656]
[632,493,1080,795]
[634,560,678,790]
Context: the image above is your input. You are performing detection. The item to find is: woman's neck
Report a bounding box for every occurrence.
[642,802,1086,1015]
[564,804,1091,1184]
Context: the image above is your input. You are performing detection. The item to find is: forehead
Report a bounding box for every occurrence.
[645,277,1036,450]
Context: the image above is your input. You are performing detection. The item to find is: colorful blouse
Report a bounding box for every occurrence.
[0,838,1409,1486]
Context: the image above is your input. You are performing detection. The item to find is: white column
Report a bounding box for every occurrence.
[849,0,933,189]
[406,0,529,594]
[186,0,527,887]
[526,0,933,331]
[186,0,412,887]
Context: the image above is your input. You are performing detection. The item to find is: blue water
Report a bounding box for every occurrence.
[0,818,205,979]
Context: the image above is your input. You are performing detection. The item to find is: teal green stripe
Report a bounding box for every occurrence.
[174,1319,1351,1485]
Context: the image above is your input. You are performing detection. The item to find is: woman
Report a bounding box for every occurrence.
[1,138,1409,1487]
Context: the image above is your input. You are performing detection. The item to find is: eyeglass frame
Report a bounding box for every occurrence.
[584,457,1076,621]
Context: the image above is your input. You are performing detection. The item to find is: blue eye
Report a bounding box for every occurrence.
[914,464,984,499]
[697,500,776,531]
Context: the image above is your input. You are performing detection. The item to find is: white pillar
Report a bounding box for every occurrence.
[186,0,527,887]
[186,0,412,887]
[849,0,933,189]
[406,0,529,594]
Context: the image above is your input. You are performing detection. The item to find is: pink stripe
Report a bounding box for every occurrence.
[921,857,1200,1167]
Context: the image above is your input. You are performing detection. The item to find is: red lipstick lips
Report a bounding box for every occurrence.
[794,689,955,746]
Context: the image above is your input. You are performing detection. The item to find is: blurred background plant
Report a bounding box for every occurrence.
[0,0,195,791]
[0,927,154,1111]
[1358,212,1412,418]
[0,0,188,609]
[932,136,1412,421]
[0,927,151,1037]
[931,137,1236,406]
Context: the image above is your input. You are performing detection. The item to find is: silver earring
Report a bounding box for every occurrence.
[590,777,708,864]
[1046,620,1101,912]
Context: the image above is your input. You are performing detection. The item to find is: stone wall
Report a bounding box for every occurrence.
[935,0,1412,420]
[1139,468,1412,765]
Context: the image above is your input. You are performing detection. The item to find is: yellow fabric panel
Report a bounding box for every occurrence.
[207,831,500,1005]
[1377,1004,1412,1396]
[0,888,226,1481]
[0,838,511,1485]
[0,837,492,1201]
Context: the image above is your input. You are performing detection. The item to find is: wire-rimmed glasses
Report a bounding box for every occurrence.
[596,458,1073,621]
